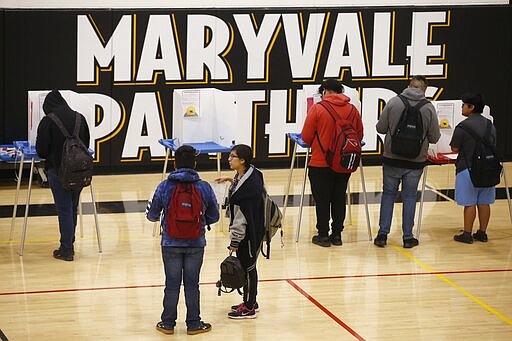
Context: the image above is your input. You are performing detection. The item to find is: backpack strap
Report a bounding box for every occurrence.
[395,95,429,143]
[315,101,356,154]
[458,120,494,148]
[457,120,498,169]
[73,112,82,137]
[47,113,71,137]
[47,112,81,138]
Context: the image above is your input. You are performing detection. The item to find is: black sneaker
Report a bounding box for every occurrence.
[156,321,174,335]
[403,238,419,248]
[472,230,488,242]
[373,234,387,247]
[187,321,211,335]
[454,232,473,244]
[329,234,342,246]
[53,249,73,261]
[228,303,257,319]
[231,302,259,312]
[312,235,331,247]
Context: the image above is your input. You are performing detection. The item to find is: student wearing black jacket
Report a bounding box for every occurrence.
[36,90,90,261]
[216,144,265,319]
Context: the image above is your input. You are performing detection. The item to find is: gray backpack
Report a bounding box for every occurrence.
[48,113,93,190]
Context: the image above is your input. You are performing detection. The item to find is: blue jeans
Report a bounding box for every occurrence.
[161,246,204,329]
[378,164,423,240]
[47,168,81,251]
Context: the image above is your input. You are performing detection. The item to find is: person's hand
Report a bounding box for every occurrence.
[215,177,232,184]
[228,245,238,252]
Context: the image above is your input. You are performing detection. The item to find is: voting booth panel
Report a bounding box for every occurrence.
[429,100,493,154]
[27,90,93,147]
[172,88,238,148]
[297,83,362,153]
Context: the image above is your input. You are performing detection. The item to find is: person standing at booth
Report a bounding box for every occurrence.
[300,79,364,247]
[35,90,90,261]
[374,76,440,248]
[450,93,498,244]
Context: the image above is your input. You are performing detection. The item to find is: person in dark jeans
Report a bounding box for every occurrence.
[374,76,440,248]
[301,79,364,247]
[146,145,219,335]
[35,90,90,261]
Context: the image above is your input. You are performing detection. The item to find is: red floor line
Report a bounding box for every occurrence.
[2,268,510,296]
[286,279,366,341]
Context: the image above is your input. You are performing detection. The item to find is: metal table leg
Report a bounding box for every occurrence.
[359,159,372,240]
[282,143,297,220]
[295,148,310,242]
[19,157,35,256]
[416,166,428,239]
[10,152,25,240]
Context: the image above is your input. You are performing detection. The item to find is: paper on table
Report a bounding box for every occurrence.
[211,181,229,205]
[443,153,458,160]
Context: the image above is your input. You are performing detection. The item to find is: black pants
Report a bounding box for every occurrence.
[236,240,260,309]
[308,166,351,237]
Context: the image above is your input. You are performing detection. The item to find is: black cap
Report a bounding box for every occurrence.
[461,93,484,113]
[318,79,344,94]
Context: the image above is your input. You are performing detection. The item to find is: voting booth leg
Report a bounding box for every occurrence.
[359,160,373,240]
[79,195,84,238]
[295,148,310,242]
[502,164,512,224]
[347,182,352,225]
[10,153,25,240]
[282,143,298,221]
[416,166,428,239]
[89,182,102,253]
[19,158,35,256]
[154,148,170,236]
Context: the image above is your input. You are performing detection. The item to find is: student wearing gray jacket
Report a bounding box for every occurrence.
[374,76,441,248]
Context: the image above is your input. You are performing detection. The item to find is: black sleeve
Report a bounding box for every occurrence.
[35,117,52,158]
[79,114,90,149]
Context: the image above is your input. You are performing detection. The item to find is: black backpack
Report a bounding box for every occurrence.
[216,253,246,296]
[48,113,93,190]
[459,121,502,188]
[391,95,429,158]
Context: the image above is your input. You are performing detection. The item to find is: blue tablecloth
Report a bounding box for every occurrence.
[158,139,232,154]
[286,133,366,148]
[286,133,310,148]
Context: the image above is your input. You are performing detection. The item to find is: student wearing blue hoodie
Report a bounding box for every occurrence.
[146,145,219,335]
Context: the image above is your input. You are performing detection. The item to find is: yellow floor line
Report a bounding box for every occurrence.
[392,244,512,326]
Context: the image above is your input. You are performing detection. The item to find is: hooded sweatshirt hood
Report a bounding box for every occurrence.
[168,168,200,183]
[43,90,67,114]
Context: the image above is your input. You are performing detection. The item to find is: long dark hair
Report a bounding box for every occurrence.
[231,144,253,171]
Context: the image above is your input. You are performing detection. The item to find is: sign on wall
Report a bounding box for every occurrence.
[2,6,511,169]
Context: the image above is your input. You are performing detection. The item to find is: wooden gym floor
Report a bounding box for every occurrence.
[1,163,511,340]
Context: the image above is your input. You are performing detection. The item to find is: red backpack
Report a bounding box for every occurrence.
[166,182,203,239]
[316,101,361,173]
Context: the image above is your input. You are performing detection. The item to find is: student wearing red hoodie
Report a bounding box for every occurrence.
[301,79,364,247]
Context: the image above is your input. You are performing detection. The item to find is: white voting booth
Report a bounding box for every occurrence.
[284,84,372,242]
[27,90,93,147]
[429,100,493,154]
[172,88,238,147]
[12,90,102,256]
[155,88,238,236]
